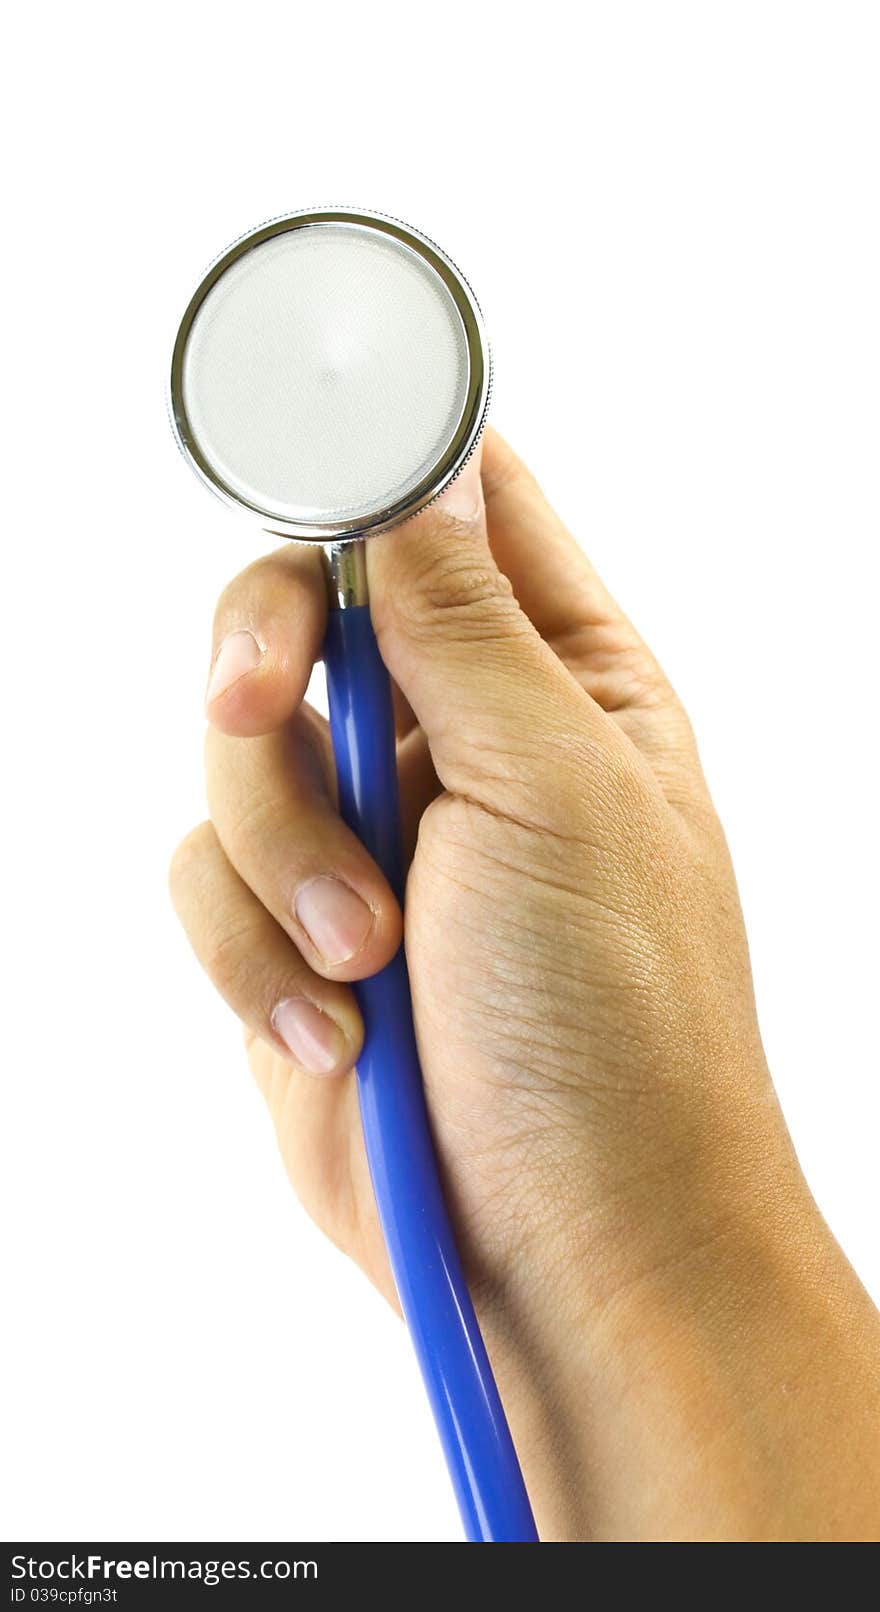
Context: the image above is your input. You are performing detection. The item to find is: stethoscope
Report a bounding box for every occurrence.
[169,208,537,1542]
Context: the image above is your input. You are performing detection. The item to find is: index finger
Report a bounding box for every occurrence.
[205,544,326,737]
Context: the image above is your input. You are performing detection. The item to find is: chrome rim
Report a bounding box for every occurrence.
[169,207,491,544]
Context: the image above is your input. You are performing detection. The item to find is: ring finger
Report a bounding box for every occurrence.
[205,706,404,984]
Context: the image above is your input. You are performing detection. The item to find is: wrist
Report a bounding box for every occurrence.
[477,1086,880,1540]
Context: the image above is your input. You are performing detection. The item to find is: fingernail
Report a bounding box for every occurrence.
[294,876,374,965]
[206,630,262,703]
[272,997,345,1075]
[437,454,483,520]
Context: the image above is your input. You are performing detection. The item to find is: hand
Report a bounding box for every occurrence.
[170,429,880,1541]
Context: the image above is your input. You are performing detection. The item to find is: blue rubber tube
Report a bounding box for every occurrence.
[323,603,538,1543]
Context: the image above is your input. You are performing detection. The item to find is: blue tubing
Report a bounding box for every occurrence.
[323,604,538,1543]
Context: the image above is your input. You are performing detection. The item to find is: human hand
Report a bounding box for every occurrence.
[170,428,880,1541]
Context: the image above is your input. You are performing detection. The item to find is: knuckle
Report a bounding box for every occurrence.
[482,447,535,507]
[204,729,293,862]
[212,550,321,639]
[615,652,673,711]
[587,641,676,716]
[203,917,261,1000]
[212,555,275,630]
[223,789,289,871]
[390,537,522,640]
[168,821,217,902]
[212,577,249,638]
[422,558,511,617]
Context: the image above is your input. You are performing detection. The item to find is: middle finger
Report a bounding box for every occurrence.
[206,707,403,983]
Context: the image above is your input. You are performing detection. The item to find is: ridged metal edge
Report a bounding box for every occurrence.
[168,205,492,546]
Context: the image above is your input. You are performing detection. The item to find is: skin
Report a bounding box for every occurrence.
[170,429,880,1541]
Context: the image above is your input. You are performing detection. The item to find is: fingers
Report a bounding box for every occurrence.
[479,428,705,805]
[201,428,704,833]
[205,708,403,982]
[205,544,326,736]
[481,426,625,648]
[365,445,633,822]
[169,822,363,1076]
[480,428,678,721]
[200,429,674,759]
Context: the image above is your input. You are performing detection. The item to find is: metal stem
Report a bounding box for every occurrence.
[323,540,369,610]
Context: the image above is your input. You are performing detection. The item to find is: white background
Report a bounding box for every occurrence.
[2,2,878,1544]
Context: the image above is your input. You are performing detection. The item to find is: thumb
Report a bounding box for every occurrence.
[366,446,629,824]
